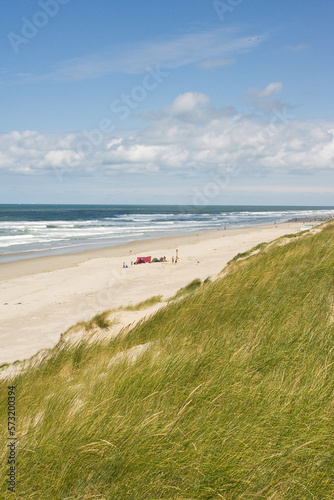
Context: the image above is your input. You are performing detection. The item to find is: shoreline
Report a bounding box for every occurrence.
[0,219,325,365]
[1,211,333,267]
[0,218,326,281]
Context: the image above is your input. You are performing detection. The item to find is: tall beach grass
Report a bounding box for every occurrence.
[1,223,334,498]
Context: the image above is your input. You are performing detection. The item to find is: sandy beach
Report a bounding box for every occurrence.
[0,220,315,364]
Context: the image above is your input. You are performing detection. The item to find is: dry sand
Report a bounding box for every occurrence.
[0,221,312,364]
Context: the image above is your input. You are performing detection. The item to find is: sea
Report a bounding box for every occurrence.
[1,204,334,263]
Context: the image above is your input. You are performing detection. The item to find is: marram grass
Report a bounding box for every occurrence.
[1,223,334,499]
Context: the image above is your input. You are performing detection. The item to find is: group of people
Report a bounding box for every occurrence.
[122,252,179,268]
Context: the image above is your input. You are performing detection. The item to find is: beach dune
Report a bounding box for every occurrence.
[0,221,307,364]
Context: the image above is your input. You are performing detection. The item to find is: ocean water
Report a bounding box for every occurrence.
[0,204,333,263]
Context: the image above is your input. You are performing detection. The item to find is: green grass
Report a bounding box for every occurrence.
[282,232,301,238]
[84,310,112,331]
[71,296,164,334]
[1,223,334,498]
[168,278,202,301]
[122,295,163,311]
[227,241,268,264]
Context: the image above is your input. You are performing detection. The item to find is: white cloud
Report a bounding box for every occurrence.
[16,28,264,83]
[246,82,283,99]
[258,82,283,98]
[285,44,308,52]
[146,93,236,124]
[1,92,334,177]
[244,82,289,114]
[0,131,85,174]
[168,92,210,115]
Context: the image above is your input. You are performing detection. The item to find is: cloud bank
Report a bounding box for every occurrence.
[1,89,334,177]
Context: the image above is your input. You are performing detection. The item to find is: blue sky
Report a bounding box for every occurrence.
[1,0,334,205]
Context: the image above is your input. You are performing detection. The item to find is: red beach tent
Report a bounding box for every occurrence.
[135,256,151,264]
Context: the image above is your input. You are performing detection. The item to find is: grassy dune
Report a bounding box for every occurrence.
[1,223,334,499]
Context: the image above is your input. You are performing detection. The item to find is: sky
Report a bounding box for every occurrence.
[1,0,334,205]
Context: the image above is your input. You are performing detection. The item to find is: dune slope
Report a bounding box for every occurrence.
[1,223,333,499]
